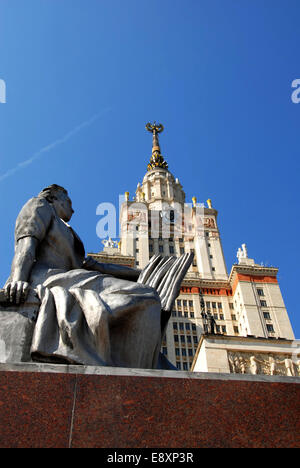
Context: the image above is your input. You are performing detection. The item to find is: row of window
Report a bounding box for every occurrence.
[174,335,198,344]
[172,310,195,318]
[205,301,223,309]
[212,313,225,321]
[176,362,190,370]
[175,348,194,357]
[173,322,197,331]
[177,299,194,307]
[149,244,185,254]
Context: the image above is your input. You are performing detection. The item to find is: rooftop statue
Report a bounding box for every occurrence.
[102,237,118,249]
[1,185,193,369]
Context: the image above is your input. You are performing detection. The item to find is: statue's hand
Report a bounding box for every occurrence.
[4,281,30,305]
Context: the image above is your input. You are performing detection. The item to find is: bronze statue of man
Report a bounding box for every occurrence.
[3,185,193,369]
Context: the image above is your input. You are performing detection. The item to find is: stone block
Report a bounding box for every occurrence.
[0,364,298,448]
[0,291,40,363]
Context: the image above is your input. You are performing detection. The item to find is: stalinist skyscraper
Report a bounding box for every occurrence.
[92,122,297,374]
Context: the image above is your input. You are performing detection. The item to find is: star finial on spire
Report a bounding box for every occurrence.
[145,122,168,171]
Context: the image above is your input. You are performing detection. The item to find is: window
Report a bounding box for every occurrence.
[210,254,213,259]
[212,302,216,309]
[162,347,167,355]
[149,244,153,252]
[212,267,216,271]
[218,302,222,309]
[229,303,234,310]
[173,323,178,330]
[231,314,237,321]
[169,246,174,254]
[190,312,194,318]
[180,335,185,343]
[175,348,180,356]
[234,326,239,334]
[189,301,193,307]
[187,335,192,343]
[183,362,188,370]
[193,336,198,344]
[267,324,275,333]
[185,323,190,330]
[179,322,184,331]
[180,247,185,254]
[181,349,186,356]
[260,300,267,307]
[136,249,139,253]
[176,362,181,370]
[221,326,227,334]
[171,310,176,317]
[188,349,193,357]
[192,324,196,331]
[177,300,181,306]
[219,314,224,320]
[257,288,264,296]
[174,335,179,342]
[159,245,164,253]
[264,312,271,320]
[183,300,187,306]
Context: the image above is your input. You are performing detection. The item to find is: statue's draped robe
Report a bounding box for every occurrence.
[9,197,162,368]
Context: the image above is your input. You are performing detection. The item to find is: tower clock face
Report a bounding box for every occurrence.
[160,209,176,224]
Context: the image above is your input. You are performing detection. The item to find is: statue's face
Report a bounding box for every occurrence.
[53,190,74,222]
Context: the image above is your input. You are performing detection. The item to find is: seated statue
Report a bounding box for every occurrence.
[1,184,193,369]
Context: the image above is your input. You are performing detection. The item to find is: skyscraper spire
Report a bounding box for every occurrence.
[145,121,168,171]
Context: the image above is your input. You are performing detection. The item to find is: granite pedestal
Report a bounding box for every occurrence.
[0,363,299,448]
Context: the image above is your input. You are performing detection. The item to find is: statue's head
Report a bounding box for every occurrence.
[39,184,74,222]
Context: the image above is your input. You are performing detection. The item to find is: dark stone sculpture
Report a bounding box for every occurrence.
[0,185,193,369]
[207,312,217,335]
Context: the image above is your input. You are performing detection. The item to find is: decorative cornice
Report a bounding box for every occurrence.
[229,263,278,284]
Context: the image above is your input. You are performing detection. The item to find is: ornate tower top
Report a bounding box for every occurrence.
[146,121,168,171]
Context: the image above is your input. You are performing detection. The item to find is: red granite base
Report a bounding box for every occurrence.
[0,367,299,448]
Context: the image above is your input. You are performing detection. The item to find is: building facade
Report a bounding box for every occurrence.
[93,123,296,372]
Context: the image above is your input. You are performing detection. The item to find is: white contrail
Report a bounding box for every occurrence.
[0,109,111,182]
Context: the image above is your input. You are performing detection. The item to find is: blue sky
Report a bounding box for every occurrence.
[0,0,299,336]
